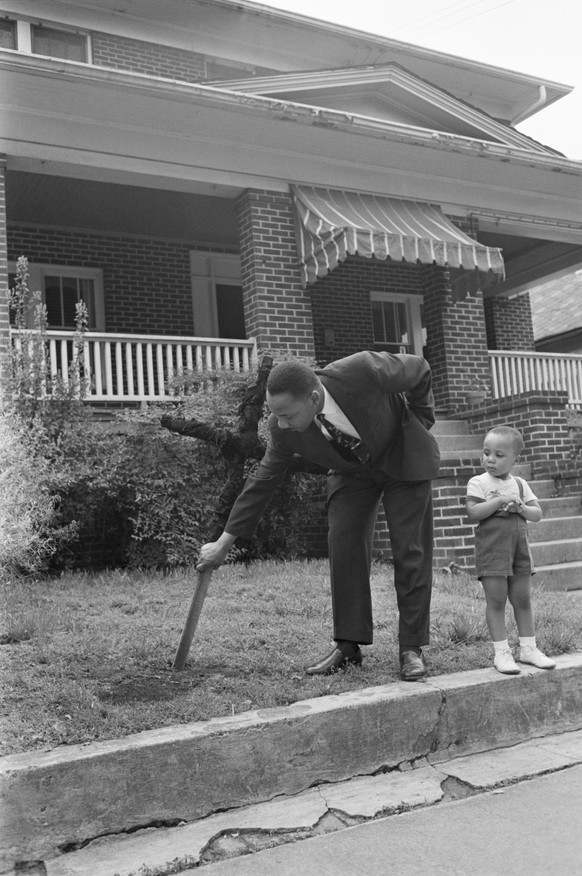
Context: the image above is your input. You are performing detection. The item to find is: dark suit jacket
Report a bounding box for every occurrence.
[226,351,441,538]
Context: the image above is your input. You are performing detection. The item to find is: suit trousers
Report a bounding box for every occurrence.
[327,470,433,648]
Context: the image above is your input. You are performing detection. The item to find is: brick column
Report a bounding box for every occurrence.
[423,266,491,414]
[0,156,9,409]
[484,294,535,350]
[235,189,315,358]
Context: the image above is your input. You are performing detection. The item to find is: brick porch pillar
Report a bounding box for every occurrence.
[484,294,535,350]
[423,266,491,414]
[235,188,315,359]
[0,156,9,409]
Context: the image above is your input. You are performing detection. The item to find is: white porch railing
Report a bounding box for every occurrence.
[10,331,259,402]
[9,332,582,408]
[489,350,582,409]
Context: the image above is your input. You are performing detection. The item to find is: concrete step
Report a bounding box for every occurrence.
[433,419,471,436]
[439,448,482,461]
[535,561,582,591]
[437,436,483,453]
[533,480,559,500]
[531,537,582,565]
[538,496,582,517]
[529,516,582,542]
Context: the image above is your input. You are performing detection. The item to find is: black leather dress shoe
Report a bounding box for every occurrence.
[400,650,427,681]
[305,644,362,676]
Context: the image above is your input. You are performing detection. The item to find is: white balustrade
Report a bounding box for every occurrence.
[489,350,582,409]
[14,333,582,410]
[9,330,258,402]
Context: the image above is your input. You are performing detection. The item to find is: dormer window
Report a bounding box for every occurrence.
[1,19,91,62]
[31,24,88,62]
[0,18,16,49]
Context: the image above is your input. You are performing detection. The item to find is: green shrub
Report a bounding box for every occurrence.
[45,371,323,571]
[0,413,77,578]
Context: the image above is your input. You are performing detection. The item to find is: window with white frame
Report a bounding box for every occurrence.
[370,292,425,356]
[0,18,16,49]
[190,252,245,339]
[4,18,90,62]
[31,23,88,62]
[8,262,104,331]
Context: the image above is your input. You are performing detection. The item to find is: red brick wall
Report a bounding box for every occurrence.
[90,31,275,83]
[91,31,207,81]
[236,189,315,358]
[464,391,575,475]
[7,224,233,336]
[311,257,424,364]
[484,294,535,351]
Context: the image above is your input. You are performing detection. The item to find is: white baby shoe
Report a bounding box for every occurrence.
[519,646,556,669]
[494,648,521,675]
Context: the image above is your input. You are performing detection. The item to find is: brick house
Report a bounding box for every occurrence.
[1,0,582,570]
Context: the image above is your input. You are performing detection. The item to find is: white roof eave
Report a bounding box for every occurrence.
[2,52,581,233]
[1,53,577,173]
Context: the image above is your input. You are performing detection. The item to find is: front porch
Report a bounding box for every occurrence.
[12,328,582,411]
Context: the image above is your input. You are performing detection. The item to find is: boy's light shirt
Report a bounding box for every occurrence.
[466,472,537,504]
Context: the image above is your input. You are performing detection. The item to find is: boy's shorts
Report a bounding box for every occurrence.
[475,515,535,579]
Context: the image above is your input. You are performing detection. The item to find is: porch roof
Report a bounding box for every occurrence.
[291,185,505,286]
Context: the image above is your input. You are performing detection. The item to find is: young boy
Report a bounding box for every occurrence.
[466,425,556,675]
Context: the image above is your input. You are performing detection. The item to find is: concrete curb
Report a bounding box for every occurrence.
[2,653,582,872]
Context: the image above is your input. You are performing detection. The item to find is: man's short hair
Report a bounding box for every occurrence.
[267,359,317,398]
[487,425,524,454]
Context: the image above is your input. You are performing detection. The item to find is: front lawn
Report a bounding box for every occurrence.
[2,560,581,756]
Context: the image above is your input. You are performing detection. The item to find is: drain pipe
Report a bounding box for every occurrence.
[511,84,547,126]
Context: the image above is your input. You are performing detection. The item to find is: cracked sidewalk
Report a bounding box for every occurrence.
[33,727,582,875]
[2,654,582,874]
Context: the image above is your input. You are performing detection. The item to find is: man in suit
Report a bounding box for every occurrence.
[197,351,440,681]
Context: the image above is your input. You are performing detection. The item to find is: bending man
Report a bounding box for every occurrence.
[197,351,440,681]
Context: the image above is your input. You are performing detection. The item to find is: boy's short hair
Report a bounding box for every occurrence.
[487,425,524,454]
[267,360,318,398]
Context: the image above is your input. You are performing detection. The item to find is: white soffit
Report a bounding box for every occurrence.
[212,66,554,153]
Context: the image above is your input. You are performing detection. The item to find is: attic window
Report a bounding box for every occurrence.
[31,24,88,62]
[0,18,16,49]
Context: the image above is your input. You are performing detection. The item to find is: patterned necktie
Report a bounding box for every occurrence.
[316,413,370,464]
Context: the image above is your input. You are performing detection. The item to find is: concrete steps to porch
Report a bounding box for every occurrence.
[435,419,582,591]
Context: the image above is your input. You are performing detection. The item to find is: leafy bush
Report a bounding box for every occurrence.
[46,372,323,571]
[3,259,322,571]
[0,413,77,578]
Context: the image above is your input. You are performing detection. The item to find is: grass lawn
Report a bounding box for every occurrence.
[1,559,581,757]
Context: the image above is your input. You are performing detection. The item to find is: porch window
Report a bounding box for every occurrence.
[371,292,424,356]
[0,18,16,49]
[31,24,88,62]
[8,262,104,330]
[44,274,97,329]
[190,252,245,339]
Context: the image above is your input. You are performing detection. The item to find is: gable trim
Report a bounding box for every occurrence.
[213,65,552,154]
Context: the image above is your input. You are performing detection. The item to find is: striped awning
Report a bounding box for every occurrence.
[291,185,505,287]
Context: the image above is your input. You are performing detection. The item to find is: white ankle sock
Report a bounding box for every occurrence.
[493,639,510,652]
[519,636,536,648]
